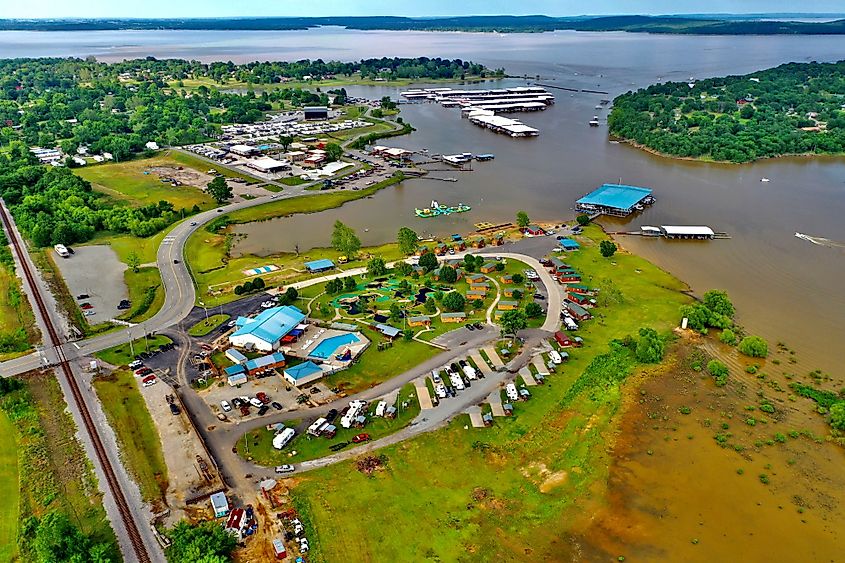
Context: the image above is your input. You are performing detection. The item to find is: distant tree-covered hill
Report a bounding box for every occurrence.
[608,60,845,163]
[2,15,845,35]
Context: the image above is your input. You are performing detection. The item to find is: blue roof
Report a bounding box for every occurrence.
[576,184,652,210]
[245,352,285,371]
[224,365,246,376]
[284,361,323,381]
[225,348,247,363]
[559,238,580,249]
[227,372,247,385]
[231,306,305,344]
[305,259,335,271]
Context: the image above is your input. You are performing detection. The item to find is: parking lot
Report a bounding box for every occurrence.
[53,245,129,322]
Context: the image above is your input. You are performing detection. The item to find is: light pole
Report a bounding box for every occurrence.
[199,301,209,322]
[127,329,134,357]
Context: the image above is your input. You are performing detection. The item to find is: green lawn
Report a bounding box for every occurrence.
[121,267,165,323]
[0,410,19,561]
[75,154,217,210]
[92,370,168,504]
[0,264,37,361]
[238,384,420,465]
[288,225,692,561]
[188,314,230,336]
[85,225,175,265]
[95,335,173,367]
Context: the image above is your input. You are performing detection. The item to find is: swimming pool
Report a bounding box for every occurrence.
[309,333,360,360]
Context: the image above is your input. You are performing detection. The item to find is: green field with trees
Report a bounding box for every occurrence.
[609,60,845,163]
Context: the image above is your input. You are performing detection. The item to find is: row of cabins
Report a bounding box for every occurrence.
[419,233,505,257]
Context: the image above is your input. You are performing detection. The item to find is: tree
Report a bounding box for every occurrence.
[424,296,437,314]
[524,302,543,318]
[285,286,298,301]
[719,328,737,345]
[707,359,729,386]
[738,335,768,358]
[234,285,244,295]
[403,328,414,341]
[829,402,845,431]
[167,520,237,563]
[500,309,527,336]
[635,327,664,363]
[516,210,530,229]
[512,289,523,300]
[576,214,591,226]
[206,175,232,204]
[397,227,419,255]
[702,290,735,318]
[739,104,756,119]
[599,240,617,258]
[419,252,438,272]
[512,273,524,284]
[242,280,254,293]
[279,134,294,151]
[367,256,387,276]
[325,142,343,162]
[439,266,458,283]
[394,261,413,276]
[126,251,140,273]
[252,276,265,290]
[442,291,465,312]
[389,303,403,322]
[495,263,505,272]
[463,254,480,272]
[331,220,361,257]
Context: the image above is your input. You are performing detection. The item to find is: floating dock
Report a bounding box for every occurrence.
[575,184,655,217]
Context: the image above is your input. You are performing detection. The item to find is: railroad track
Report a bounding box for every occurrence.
[0,201,152,563]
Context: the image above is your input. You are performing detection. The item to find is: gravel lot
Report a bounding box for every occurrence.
[54,245,128,322]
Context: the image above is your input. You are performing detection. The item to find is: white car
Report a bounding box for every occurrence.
[220,400,232,412]
[275,464,295,474]
[128,360,143,369]
[249,397,263,408]
[299,538,309,553]
[142,379,157,388]
[227,320,237,327]
[430,370,443,384]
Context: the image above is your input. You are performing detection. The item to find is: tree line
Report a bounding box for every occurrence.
[609,60,845,163]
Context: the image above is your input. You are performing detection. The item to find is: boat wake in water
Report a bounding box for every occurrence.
[795,232,845,249]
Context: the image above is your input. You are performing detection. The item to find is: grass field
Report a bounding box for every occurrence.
[288,225,692,561]
[0,410,19,561]
[0,264,37,361]
[121,267,165,323]
[95,335,173,367]
[75,154,217,210]
[239,384,420,465]
[93,370,168,504]
[188,314,230,336]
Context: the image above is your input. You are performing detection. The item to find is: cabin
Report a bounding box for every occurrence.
[567,292,592,306]
[500,274,513,284]
[466,290,487,301]
[566,283,593,295]
[558,271,581,283]
[480,262,497,274]
[416,245,430,257]
[555,331,575,347]
[469,237,486,249]
[566,301,592,321]
[467,275,486,285]
[523,224,545,237]
[441,312,467,323]
[435,243,448,256]
[502,287,519,298]
[497,300,519,311]
[549,257,570,273]
[408,315,431,327]
[469,281,490,291]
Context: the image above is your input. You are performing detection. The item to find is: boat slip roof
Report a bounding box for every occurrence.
[661,226,715,236]
[576,184,653,210]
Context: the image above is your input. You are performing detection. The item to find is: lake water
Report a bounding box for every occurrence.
[3,28,844,370]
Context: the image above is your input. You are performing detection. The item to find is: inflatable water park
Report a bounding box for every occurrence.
[415,200,471,218]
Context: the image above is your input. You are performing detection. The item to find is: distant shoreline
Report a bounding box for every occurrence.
[2,15,845,36]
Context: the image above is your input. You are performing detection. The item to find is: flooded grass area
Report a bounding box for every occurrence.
[573,339,845,561]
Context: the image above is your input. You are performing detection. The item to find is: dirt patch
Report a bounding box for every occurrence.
[539,471,569,493]
[148,165,270,201]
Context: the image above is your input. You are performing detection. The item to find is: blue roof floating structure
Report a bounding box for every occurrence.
[305,259,335,273]
[559,238,580,250]
[575,183,653,217]
[230,306,305,350]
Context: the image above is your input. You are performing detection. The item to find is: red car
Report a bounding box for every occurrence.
[352,433,371,444]
[256,392,270,404]
[80,303,93,310]
[141,374,156,383]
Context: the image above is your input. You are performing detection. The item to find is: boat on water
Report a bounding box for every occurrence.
[415,200,471,218]
[761,178,770,182]
[589,116,600,127]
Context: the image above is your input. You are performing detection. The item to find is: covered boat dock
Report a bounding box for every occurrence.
[575,183,653,217]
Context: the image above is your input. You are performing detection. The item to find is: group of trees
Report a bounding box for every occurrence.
[21,511,118,563]
[0,161,195,246]
[325,276,357,295]
[331,221,361,257]
[609,60,845,163]
[680,289,735,333]
[234,276,265,295]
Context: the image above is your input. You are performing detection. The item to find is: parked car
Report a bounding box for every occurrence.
[169,403,181,415]
[325,408,338,422]
[352,433,371,443]
[271,401,283,411]
[129,360,143,369]
[256,392,270,404]
[142,378,157,388]
[249,397,263,408]
[221,400,232,412]
[257,405,269,416]
[275,464,295,474]
[299,538,309,553]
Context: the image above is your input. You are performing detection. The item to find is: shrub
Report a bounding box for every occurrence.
[524,302,543,318]
[738,335,768,358]
[635,327,664,363]
[599,240,617,257]
[830,402,845,431]
[707,360,728,378]
[442,291,465,312]
[234,285,244,295]
[719,328,737,346]
[576,214,591,226]
[252,276,265,290]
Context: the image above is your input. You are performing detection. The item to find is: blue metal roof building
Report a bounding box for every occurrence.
[305,259,335,273]
[282,361,324,387]
[229,306,306,351]
[559,238,580,250]
[245,352,286,373]
[575,184,652,217]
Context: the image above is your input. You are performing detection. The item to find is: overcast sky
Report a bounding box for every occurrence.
[5,0,845,19]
